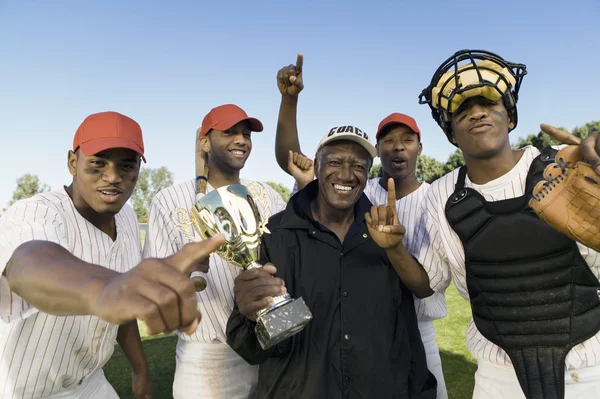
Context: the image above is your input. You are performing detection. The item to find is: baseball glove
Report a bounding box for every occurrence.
[530,145,600,252]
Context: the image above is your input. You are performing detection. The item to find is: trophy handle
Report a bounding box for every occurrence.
[246,182,272,235]
[171,207,208,292]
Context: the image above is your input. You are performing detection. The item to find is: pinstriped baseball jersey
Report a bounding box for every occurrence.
[0,189,142,398]
[363,179,447,322]
[410,145,600,370]
[142,179,286,344]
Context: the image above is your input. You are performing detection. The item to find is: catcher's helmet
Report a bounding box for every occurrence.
[418,49,527,145]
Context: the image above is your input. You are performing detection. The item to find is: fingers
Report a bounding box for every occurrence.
[367,206,383,231]
[134,276,180,333]
[298,154,313,171]
[581,131,600,174]
[289,151,313,171]
[387,178,397,207]
[234,266,286,318]
[376,205,388,229]
[288,150,294,169]
[540,123,581,145]
[295,53,303,73]
[166,234,225,274]
[277,68,285,88]
[235,265,280,282]
[144,262,200,333]
[381,224,406,235]
[262,263,278,276]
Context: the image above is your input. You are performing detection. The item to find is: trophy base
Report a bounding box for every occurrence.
[255,297,313,350]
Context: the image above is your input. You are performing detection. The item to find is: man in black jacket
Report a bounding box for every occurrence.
[226,126,437,398]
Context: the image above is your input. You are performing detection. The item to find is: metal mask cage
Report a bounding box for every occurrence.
[418,49,527,144]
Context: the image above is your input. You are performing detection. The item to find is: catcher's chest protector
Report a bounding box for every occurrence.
[445,147,600,399]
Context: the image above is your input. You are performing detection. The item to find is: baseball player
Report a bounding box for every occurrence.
[142,104,287,399]
[273,54,449,398]
[0,111,225,399]
[410,49,600,398]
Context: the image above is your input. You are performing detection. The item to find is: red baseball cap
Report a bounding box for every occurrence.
[199,104,263,137]
[73,111,146,162]
[376,113,421,141]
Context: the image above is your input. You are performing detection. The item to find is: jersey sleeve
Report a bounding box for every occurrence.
[142,194,185,259]
[0,200,69,321]
[408,189,452,295]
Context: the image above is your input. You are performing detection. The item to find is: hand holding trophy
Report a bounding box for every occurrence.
[190,183,312,349]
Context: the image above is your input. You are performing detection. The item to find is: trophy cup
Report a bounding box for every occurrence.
[174,183,312,349]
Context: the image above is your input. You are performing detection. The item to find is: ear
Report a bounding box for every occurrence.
[417,142,422,156]
[375,142,381,158]
[67,150,78,176]
[508,121,515,130]
[200,135,211,154]
[313,158,319,179]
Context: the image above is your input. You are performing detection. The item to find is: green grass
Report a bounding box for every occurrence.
[105,285,476,398]
[434,285,477,398]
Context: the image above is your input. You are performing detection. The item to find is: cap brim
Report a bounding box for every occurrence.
[319,135,377,159]
[212,117,264,133]
[376,121,420,139]
[79,138,146,163]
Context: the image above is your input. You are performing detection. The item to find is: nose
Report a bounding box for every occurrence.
[338,162,353,182]
[102,163,123,184]
[468,104,489,121]
[233,132,248,147]
[393,140,406,152]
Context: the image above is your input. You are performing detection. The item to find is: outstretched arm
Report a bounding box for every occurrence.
[275,53,305,173]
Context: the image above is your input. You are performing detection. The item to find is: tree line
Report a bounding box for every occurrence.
[5,121,598,220]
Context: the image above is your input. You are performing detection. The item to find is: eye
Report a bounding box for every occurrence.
[90,159,105,167]
[329,160,341,166]
[121,163,136,171]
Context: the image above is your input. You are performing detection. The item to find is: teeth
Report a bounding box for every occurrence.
[334,184,352,191]
[231,150,244,155]
[101,191,119,195]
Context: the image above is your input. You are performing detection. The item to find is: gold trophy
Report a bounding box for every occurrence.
[173,183,312,349]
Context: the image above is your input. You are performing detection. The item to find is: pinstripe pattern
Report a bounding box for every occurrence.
[0,189,142,398]
[410,145,600,370]
[363,179,447,321]
[142,179,286,344]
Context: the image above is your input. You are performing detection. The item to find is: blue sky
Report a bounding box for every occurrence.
[1,0,599,208]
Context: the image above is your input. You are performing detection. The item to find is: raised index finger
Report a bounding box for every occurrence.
[540,123,581,146]
[167,234,226,274]
[387,178,396,207]
[295,53,303,73]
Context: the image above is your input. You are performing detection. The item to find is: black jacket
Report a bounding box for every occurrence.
[226,180,437,399]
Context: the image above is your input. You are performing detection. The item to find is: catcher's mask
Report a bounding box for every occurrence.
[418,49,527,145]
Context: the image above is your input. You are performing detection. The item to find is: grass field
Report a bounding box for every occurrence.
[105,284,476,398]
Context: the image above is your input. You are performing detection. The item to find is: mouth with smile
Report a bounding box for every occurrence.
[229,149,247,158]
[97,187,124,204]
[469,122,493,134]
[332,183,355,195]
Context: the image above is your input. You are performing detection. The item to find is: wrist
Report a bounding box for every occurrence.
[132,363,149,376]
[281,94,299,103]
[82,273,113,317]
[384,241,407,254]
